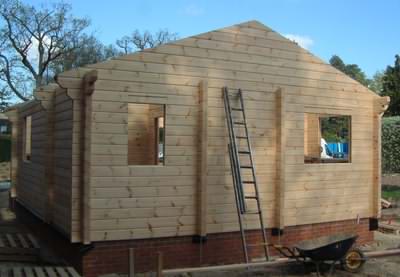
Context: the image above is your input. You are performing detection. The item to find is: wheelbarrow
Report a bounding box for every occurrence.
[271,233,365,276]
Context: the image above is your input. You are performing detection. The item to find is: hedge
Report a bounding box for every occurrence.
[0,135,11,162]
[382,116,400,174]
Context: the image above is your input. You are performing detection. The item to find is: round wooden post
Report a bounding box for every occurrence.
[128,248,134,277]
[157,251,163,277]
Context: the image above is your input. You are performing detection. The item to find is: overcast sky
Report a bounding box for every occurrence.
[28,0,400,77]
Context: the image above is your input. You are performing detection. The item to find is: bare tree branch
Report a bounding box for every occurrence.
[0,53,28,101]
[0,0,91,101]
[116,29,178,53]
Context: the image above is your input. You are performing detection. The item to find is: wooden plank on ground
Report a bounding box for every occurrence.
[11,268,22,277]
[0,267,8,277]
[23,268,35,277]
[6,234,17,248]
[44,267,57,277]
[65,268,80,277]
[33,267,46,277]
[26,234,40,248]
[55,267,69,277]
[17,234,29,248]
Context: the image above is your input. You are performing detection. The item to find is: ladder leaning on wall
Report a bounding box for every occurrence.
[223,87,270,262]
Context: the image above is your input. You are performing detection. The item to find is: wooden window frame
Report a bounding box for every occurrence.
[127,103,166,166]
[304,113,352,164]
[23,115,32,162]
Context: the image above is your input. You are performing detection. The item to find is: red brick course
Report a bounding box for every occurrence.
[82,218,372,277]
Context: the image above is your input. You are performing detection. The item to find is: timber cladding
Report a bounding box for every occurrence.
[5,20,388,247]
[53,90,74,236]
[15,101,49,220]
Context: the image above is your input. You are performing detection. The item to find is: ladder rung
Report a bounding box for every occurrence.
[238,151,250,154]
[234,121,245,125]
[231,108,243,111]
[247,243,270,248]
[244,210,260,215]
[242,180,255,184]
[236,136,248,139]
[240,165,252,169]
[245,195,258,199]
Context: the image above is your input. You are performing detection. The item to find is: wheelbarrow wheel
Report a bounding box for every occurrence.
[342,248,365,273]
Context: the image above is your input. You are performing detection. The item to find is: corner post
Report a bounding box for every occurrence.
[80,70,98,244]
[372,96,390,218]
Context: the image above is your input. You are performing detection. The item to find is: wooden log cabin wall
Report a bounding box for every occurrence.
[5,20,390,275]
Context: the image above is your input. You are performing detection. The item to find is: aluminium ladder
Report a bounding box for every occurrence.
[223,87,270,263]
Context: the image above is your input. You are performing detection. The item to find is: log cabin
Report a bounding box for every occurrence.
[5,20,390,276]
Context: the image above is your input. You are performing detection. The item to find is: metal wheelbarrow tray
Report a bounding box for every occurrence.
[272,233,365,276]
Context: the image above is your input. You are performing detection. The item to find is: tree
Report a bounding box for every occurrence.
[0,0,90,101]
[0,85,10,111]
[329,55,346,73]
[116,29,178,54]
[329,55,370,87]
[50,35,121,75]
[381,55,400,116]
[369,71,384,94]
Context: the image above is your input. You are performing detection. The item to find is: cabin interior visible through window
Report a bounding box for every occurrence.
[128,103,165,165]
[304,113,351,164]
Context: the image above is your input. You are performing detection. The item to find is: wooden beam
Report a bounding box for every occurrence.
[372,96,390,218]
[197,80,208,237]
[275,88,286,229]
[80,70,98,244]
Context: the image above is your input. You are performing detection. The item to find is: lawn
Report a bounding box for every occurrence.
[382,185,400,201]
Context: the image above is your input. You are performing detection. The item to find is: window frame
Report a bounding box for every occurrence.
[127,103,166,166]
[304,113,352,164]
[23,115,32,162]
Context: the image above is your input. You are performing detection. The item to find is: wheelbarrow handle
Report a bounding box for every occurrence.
[270,244,299,259]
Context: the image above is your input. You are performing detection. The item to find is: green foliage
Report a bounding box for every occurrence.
[382,185,400,201]
[369,71,384,94]
[382,116,400,173]
[381,55,400,116]
[320,116,350,143]
[329,55,371,87]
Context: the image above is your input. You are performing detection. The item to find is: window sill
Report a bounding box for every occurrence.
[127,164,165,167]
[304,157,350,164]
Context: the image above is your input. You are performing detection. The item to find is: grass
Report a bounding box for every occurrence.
[382,185,400,201]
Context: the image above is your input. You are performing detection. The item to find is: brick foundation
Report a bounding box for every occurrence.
[82,219,372,277]
[15,203,373,277]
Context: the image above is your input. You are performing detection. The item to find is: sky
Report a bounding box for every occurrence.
[27,0,400,78]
